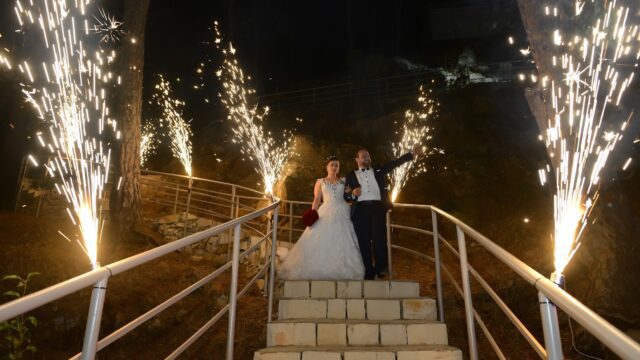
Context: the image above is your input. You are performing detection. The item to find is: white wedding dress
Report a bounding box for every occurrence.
[280,179,365,280]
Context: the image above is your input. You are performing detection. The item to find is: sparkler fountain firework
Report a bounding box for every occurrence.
[214,22,295,196]
[140,122,158,168]
[389,85,439,203]
[153,75,193,177]
[152,74,194,235]
[12,0,121,357]
[531,0,640,278]
[14,0,120,269]
[520,1,640,357]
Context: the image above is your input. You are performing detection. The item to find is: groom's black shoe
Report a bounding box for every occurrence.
[376,267,390,280]
[364,273,376,280]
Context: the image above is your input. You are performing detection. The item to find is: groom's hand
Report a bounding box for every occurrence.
[352,187,362,197]
[412,144,425,158]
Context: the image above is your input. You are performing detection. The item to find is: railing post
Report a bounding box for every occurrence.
[267,205,280,322]
[226,224,242,360]
[538,273,564,360]
[227,186,236,262]
[431,210,444,322]
[173,184,180,215]
[80,269,109,360]
[183,177,193,237]
[262,210,272,297]
[456,225,478,360]
[288,202,293,246]
[14,157,28,213]
[228,199,241,262]
[386,210,393,280]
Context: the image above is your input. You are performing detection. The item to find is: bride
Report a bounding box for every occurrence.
[280,156,365,280]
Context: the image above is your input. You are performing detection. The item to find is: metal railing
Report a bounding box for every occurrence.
[256,194,640,359]
[0,172,281,360]
[385,203,640,360]
[2,172,640,359]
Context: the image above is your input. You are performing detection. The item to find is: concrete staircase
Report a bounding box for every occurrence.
[254,280,462,360]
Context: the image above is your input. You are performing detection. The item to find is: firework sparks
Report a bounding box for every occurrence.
[91,7,125,44]
[535,0,640,275]
[153,74,193,176]
[13,0,119,268]
[140,122,159,168]
[214,22,295,195]
[0,46,11,70]
[389,86,439,202]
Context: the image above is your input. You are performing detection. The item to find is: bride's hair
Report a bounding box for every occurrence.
[325,155,338,164]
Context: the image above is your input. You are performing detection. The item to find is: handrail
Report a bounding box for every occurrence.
[390,224,547,358]
[142,169,267,197]
[0,200,279,321]
[388,203,640,359]
[0,196,281,360]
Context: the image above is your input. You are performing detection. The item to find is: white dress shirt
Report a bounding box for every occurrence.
[355,168,381,201]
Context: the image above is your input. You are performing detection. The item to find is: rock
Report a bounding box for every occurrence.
[213,254,227,267]
[206,237,218,252]
[218,233,229,245]
[196,217,213,229]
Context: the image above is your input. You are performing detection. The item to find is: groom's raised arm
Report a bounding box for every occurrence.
[378,152,414,175]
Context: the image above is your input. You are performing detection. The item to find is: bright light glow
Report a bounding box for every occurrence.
[153,75,193,177]
[538,0,640,274]
[91,7,124,43]
[389,86,439,202]
[214,22,295,195]
[14,0,119,268]
[140,122,158,167]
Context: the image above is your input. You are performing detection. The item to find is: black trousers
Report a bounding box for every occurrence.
[353,201,388,279]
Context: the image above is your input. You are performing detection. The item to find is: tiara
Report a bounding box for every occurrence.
[326,155,338,163]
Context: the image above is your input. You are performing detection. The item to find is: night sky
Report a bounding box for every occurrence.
[0,0,524,208]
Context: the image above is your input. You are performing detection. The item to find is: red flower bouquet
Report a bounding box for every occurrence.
[302,209,319,227]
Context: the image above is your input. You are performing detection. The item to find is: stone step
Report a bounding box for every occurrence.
[282,280,420,299]
[267,320,448,347]
[254,345,462,360]
[278,298,436,321]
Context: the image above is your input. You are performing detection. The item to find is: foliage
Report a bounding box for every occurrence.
[0,272,39,359]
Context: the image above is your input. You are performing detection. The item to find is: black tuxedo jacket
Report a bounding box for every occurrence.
[345,152,414,213]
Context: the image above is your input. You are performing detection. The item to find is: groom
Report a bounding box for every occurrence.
[345,145,423,280]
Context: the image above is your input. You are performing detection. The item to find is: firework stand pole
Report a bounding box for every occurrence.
[183,176,193,237]
[538,272,564,360]
[80,263,109,359]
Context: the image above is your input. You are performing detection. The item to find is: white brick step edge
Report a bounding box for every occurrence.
[254,345,462,360]
[267,320,448,347]
[282,280,420,299]
[278,298,436,321]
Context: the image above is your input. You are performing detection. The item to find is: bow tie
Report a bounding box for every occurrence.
[360,167,370,172]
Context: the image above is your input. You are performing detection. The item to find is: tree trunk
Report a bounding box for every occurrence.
[112,0,150,240]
